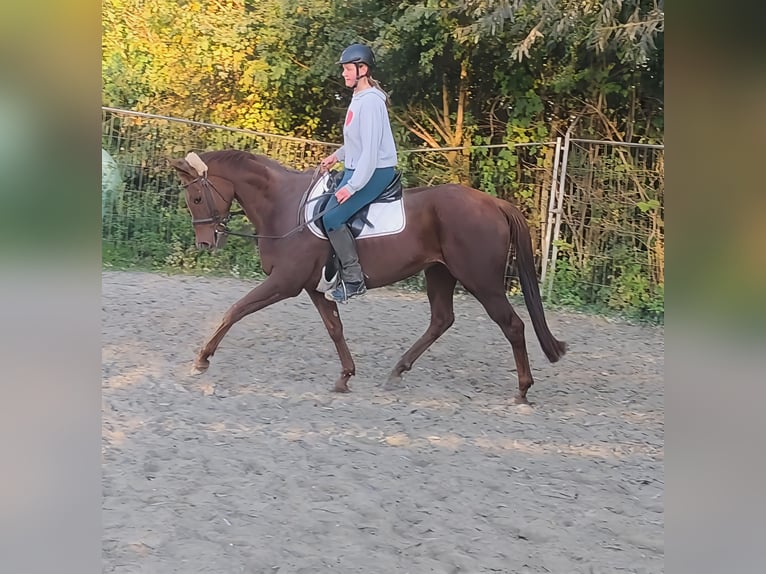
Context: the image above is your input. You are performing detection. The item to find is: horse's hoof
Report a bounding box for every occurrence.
[333,377,351,392]
[512,394,530,406]
[190,360,209,376]
[383,373,402,391]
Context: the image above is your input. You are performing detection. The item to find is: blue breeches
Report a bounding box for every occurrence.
[322,167,396,232]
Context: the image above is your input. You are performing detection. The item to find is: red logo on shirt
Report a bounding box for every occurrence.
[345,110,354,126]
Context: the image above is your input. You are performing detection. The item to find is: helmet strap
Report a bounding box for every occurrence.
[352,63,369,89]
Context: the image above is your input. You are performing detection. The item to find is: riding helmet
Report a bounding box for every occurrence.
[337,43,375,68]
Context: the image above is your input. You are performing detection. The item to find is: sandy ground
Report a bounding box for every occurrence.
[102,270,664,573]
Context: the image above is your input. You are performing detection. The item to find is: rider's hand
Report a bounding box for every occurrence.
[334,186,351,204]
[320,153,338,173]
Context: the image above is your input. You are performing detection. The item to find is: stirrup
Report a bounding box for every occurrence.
[324,280,366,303]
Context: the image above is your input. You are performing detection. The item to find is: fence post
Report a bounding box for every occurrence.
[540,136,562,288]
[545,128,572,299]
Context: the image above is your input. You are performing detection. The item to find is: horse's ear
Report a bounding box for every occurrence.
[170,158,195,176]
[171,153,208,177]
[184,152,208,176]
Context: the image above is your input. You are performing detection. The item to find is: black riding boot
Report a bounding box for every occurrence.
[325,226,367,303]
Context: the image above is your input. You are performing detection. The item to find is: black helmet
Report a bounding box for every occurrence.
[337,43,375,68]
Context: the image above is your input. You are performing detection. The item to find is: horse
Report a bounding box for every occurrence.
[170,149,566,404]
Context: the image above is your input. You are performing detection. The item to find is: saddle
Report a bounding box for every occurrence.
[312,170,403,238]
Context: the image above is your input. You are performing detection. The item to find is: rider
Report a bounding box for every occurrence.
[319,43,398,303]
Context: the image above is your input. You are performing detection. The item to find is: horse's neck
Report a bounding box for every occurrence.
[232,163,305,236]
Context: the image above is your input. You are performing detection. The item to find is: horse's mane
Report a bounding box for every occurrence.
[199,149,304,174]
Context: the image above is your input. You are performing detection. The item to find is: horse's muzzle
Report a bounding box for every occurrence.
[196,228,228,251]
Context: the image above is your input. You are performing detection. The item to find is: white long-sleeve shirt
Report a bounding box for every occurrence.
[334,87,397,194]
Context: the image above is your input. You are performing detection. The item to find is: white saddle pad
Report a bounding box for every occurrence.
[304,172,406,240]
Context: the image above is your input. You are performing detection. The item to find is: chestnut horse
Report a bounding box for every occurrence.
[170,149,566,403]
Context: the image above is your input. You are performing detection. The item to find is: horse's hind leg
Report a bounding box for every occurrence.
[386,264,457,389]
[471,290,535,404]
[192,277,298,374]
[306,289,356,392]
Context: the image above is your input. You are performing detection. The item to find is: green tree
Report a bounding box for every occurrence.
[102,0,275,129]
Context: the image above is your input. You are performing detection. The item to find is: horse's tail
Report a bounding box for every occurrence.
[500,201,567,363]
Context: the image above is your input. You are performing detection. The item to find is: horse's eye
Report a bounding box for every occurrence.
[193,197,202,204]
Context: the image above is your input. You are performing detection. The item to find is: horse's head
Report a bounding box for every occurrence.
[170,153,235,250]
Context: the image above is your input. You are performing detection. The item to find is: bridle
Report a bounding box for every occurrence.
[181,167,338,242]
[182,174,229,227]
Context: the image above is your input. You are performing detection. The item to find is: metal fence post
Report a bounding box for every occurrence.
[546,128,572,299]
[540,136,562,288]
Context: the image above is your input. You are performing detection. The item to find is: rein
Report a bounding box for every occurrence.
[217,192,336,241]
[185,167,336,241]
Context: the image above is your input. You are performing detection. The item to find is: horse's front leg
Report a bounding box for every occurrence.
[192,277,298,374]
[305,289,355,392]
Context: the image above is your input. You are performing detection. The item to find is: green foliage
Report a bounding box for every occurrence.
[548,254,664,323]
[546,257,587,308]
[637,198,661,213]
[103,191,265,280]
[394,270,427,292]
[102,0,269,127]
[160,235,264,279]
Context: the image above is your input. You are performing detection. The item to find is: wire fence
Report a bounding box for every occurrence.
[101,108,339,268]
[542,133,664,317]
[102,107,664,319]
